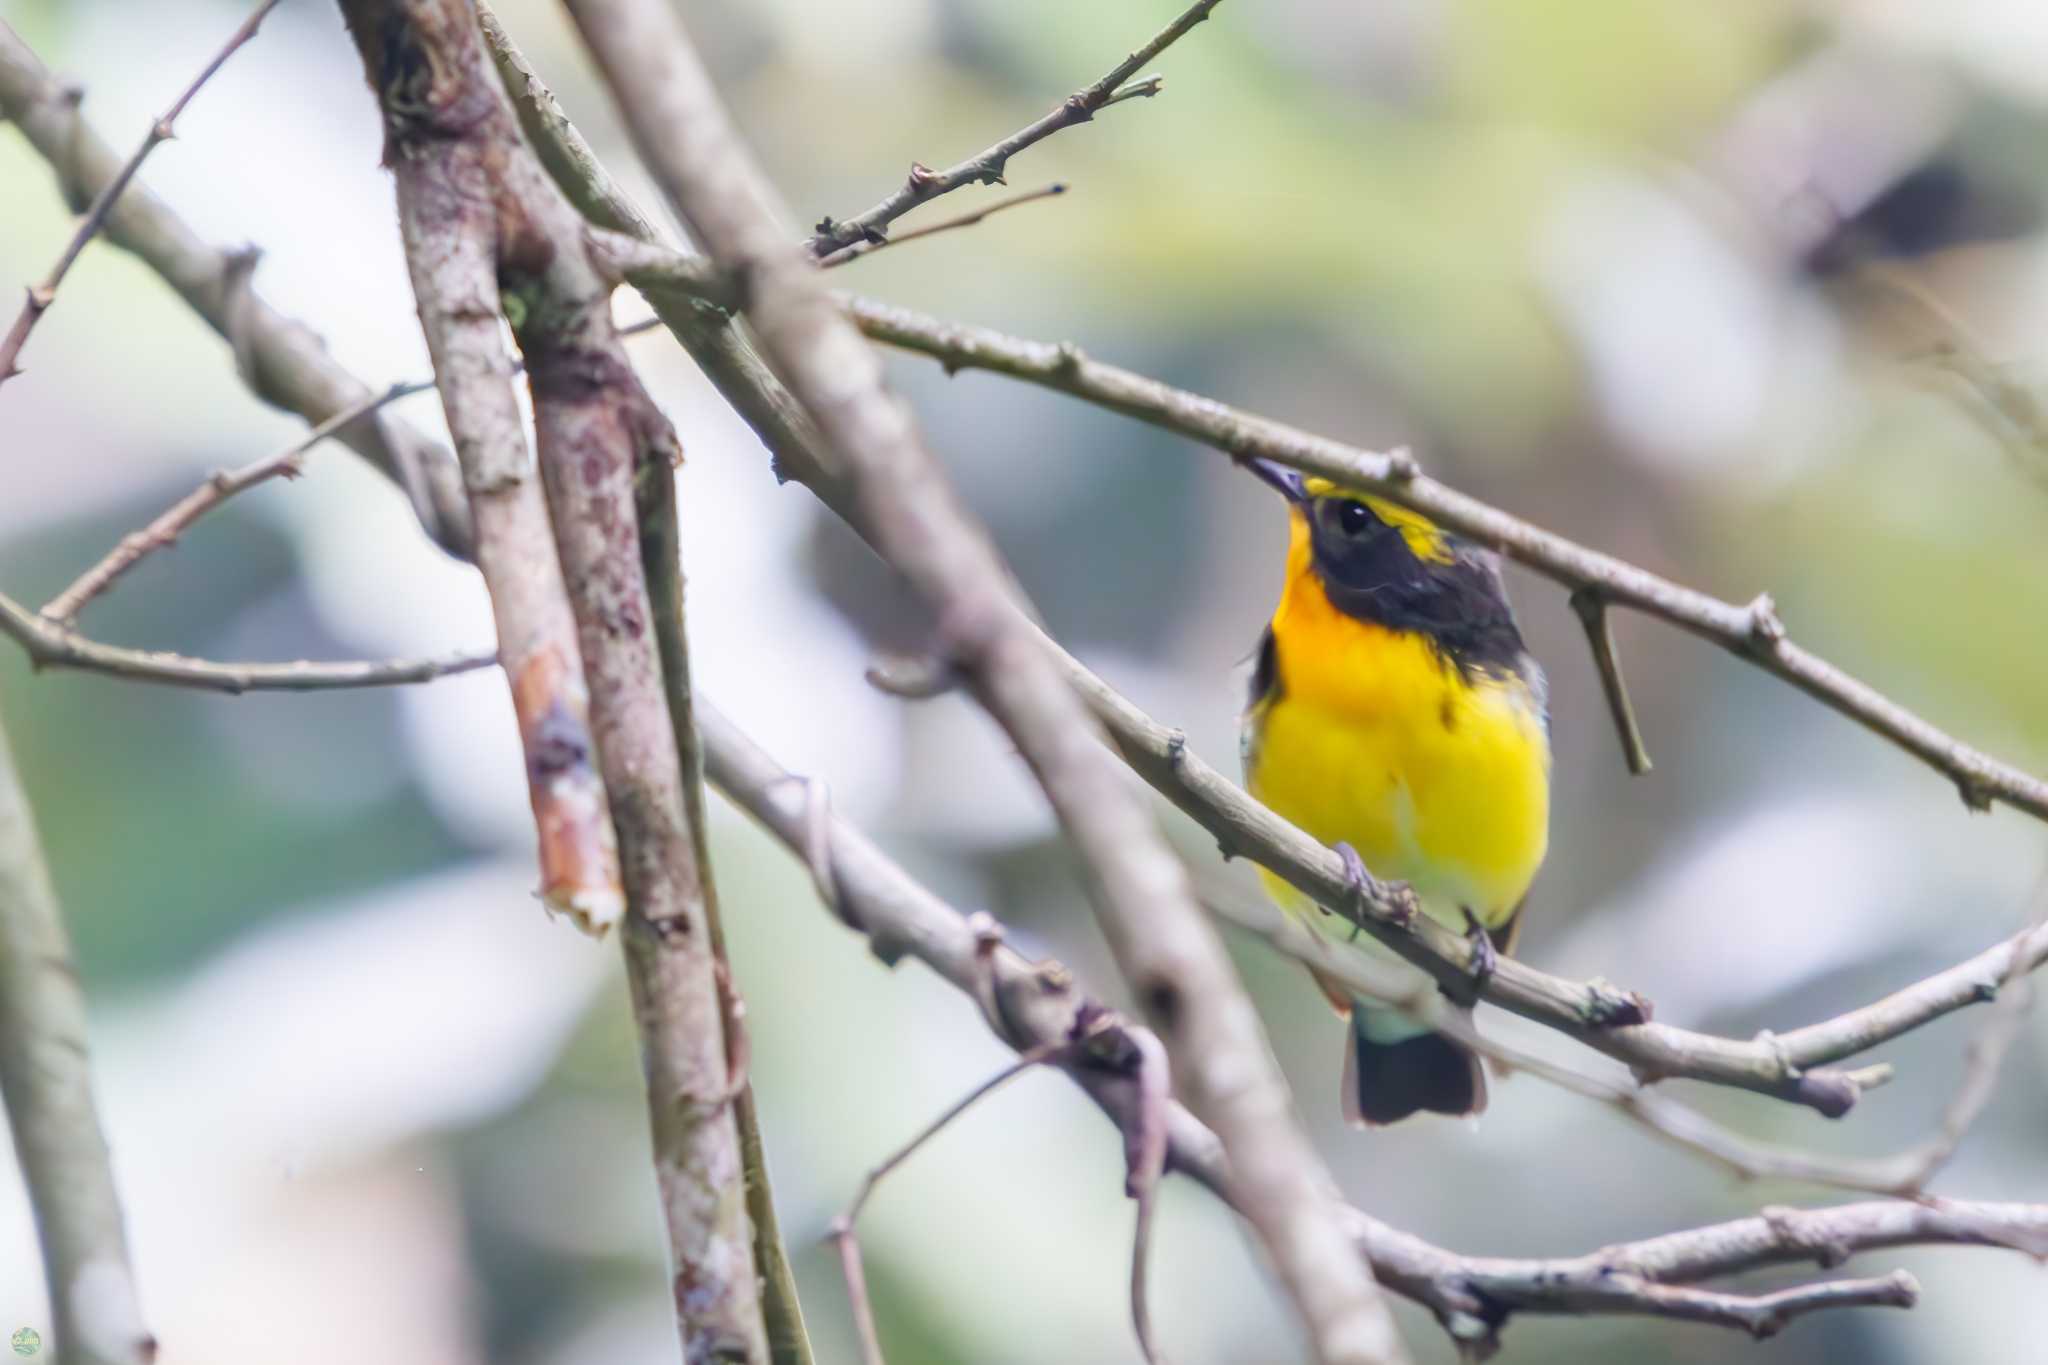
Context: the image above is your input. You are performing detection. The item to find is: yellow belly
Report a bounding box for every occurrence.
[1246,623,1550,934]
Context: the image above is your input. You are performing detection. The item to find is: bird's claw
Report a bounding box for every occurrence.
[1459,906,1498,1006]
[1334,841,1372,941]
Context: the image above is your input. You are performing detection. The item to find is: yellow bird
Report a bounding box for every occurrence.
[1240,460,1550,1125]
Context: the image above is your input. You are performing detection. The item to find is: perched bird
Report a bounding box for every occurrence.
[1239,460,1550,1125]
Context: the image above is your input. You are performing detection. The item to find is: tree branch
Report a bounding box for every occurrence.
[557,4,1411,1361]
[0,21,475,557]
[337,1,768,1355]
[0,0,281,390]
[837,295,2048,823]
[39,386,407,625]
[333,0,629,940]
[478,9,811,1356]
[0,588,494,692]
[608,230,2048,824]
[695,697,2048,1356]
[814,182,1069,270]
[805,0,1223,256]
[489,54,2048,1117]
[0,709,151,1365]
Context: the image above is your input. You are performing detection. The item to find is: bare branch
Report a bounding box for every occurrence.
[1569,587,1652,775]
[839,295,2048,823]
[0,22,474,556]
[815,182,1069,270]
[829,1040,1077,1365]
[558,4,1409,1360]
[338,0,767,1354]
[0,0,281,390]
[0,713,151,1365]
[806,0,1223,256]
[336,0,626,940]
[40,386,407,624]
[603,231,2048,826]
[0,589,493,692]
[696,698,2048,1355]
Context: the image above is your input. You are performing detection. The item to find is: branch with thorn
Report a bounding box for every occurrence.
[0,22,475,555]
[804,0,1222,255]
[0,0,281,390]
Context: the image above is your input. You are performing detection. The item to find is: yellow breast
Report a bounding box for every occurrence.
[1244,517,1550,931]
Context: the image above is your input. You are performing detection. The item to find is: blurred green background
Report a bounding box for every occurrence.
[3,0,2047,1361]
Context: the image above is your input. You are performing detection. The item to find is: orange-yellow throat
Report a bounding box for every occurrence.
[1245,505,1550,934]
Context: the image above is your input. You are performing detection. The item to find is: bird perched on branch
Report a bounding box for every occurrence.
[1240,461,1550,1125]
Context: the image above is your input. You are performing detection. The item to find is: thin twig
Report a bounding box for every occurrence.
[815,182,1068,270]
[829,1041,1074,1365]
[0,0,282,389]
[1569,587,1652,775]
[41,384,405,624]
[0,25,473,554]
[807,0,1222,255]
[0,712,152,1365]
[0,588,494,692]
[1123,1024,1172,1365]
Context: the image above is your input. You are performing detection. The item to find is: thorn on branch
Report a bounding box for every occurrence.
[698,956,752,1116]
[1570,587,1653,776]
[1123,1025,1172,1365]
[1581,977,1653,1029]
[864,652,958,699]
[1746,592,1787,651]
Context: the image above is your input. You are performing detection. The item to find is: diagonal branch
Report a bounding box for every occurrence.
[0,588,494,692]
[805,0,1222,256]
[695,697,2048,1356]
[605,232,2048,824]
[815,182,1070,270]
[557,3,1410,1362]
[0,709,151,1365]
[39,386,406,625]
[0,21,474,557]
[838,296,2048,823]
[0,0,281,389]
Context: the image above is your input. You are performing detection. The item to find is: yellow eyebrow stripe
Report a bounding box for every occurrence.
[1301,477,1453,565]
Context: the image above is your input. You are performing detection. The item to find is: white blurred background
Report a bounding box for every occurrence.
[2,1,2047,1361]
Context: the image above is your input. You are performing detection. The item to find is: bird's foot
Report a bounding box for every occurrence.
[1333,841,1374,941]
[1459,906,1498,1006]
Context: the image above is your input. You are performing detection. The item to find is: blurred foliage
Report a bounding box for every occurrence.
[3,0,2048,1363]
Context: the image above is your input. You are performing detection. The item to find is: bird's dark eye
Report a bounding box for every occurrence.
[1335,500,1373,537]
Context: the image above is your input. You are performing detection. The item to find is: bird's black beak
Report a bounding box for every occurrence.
[1245,457,1306,503]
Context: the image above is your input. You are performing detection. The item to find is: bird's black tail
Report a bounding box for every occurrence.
[1342,1004,1487,1126]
